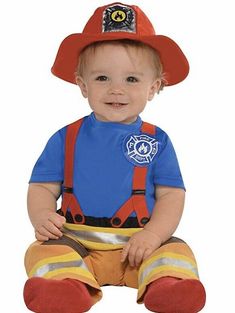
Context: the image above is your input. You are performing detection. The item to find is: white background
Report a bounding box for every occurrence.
[1,0,234,312]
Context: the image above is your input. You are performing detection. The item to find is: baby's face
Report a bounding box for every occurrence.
[77,43,161,124]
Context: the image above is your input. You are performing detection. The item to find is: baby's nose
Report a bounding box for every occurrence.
[108,82,125,95]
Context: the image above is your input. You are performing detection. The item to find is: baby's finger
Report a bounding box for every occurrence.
[37,226,60,240]
[128,244,139,267]
[142,248,153,261]
[121,242,131,262]
[134,247,145,267]
[44,221,63,237]
[35,230,49,242]
[49,214,66,228]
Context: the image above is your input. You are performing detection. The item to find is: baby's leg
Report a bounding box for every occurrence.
[137,237,206,313]
[23,237,102,313]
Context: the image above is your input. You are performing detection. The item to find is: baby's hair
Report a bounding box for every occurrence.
[75,39,167,92]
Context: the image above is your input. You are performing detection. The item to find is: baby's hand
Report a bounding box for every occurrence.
[34,210,66,241]
[120,229,161,267]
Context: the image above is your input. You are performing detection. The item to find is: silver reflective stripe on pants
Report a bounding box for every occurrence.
[63,228,130,245]
[33,259,88,277]
[139,257,199,284]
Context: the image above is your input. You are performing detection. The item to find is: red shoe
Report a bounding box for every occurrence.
[144,277,206,313]
[24,277,93,313]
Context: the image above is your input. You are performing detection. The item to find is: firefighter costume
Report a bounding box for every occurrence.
[24,2,206,312]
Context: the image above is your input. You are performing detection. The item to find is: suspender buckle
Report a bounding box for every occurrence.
[132,189,146,195]
[63,187,73,193]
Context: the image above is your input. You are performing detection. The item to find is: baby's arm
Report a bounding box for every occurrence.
[27,182,66,241]
[144,186,185,242]
[121,186,185,267]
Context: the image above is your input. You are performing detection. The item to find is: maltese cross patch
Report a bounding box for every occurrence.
[123,134,158,166]
[102,4,136,33]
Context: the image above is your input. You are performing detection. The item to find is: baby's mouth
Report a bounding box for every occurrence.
[106,102,128,107]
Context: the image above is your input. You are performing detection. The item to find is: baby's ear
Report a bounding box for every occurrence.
[148,79,161,101]
[76,76,88,98]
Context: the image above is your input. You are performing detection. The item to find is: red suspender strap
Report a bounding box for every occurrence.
[141,121,156,136]
[61,118,85,224]
[111,167,149,227]
[111,121,156,228]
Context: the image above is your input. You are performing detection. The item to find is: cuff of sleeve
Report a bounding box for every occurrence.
[154,177,186,191]
[29,173,63,183]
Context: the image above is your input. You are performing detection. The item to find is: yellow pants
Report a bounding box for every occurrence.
[24,223,200,304]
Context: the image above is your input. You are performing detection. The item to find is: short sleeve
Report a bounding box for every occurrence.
[29,127,66,183]
[153,127,185,190]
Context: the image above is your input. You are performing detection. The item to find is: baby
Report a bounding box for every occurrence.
[24,3,206,313]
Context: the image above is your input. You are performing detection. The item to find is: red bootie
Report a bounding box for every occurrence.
[23,277,93,313]
[144,277,206,313]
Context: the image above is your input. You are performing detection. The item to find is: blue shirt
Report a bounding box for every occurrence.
[30,113,185,218]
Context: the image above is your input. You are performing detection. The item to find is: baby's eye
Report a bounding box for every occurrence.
[126,76,139,83]
[95,76,108,81]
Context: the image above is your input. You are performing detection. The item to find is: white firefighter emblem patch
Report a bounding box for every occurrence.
[124,134,158,165]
